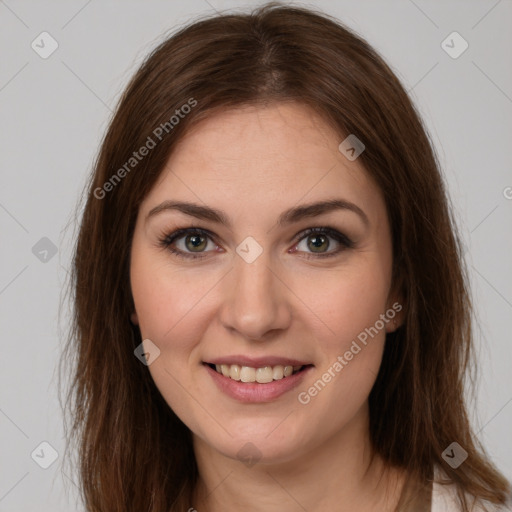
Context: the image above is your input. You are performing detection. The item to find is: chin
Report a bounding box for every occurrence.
[194,416,312,466]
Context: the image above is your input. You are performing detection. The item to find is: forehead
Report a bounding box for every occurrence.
[168,102,351,177]
[141,102,385,226]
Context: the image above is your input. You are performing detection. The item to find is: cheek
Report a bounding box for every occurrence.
[302,261,391,348]
[130,252,215,348]
[295,260,390,404]
[130,254,216,421]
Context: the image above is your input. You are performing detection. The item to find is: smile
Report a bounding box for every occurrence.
[209,363,305,383]
[203,360,313,402]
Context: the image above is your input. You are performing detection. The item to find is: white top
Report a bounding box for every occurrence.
[431,468,512,511]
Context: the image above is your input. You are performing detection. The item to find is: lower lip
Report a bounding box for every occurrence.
[204,364,313,403]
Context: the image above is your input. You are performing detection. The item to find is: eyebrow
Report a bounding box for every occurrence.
[146,198,369,228]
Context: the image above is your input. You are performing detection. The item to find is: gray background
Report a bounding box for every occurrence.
[0,1,511,510]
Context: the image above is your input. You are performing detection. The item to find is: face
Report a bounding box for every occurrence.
[130,102,402,464]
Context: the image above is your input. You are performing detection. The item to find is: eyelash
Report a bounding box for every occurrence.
[158,226,354,261]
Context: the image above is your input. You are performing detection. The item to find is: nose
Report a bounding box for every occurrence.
[219,248,292,341]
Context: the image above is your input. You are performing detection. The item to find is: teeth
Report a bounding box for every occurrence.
[272,365,284,380]
[230,364,241,381]
[212,363,304,383]
[256,366,273,383]
[240,366,256,382]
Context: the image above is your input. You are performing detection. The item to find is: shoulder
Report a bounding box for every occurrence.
[432,466,512,512]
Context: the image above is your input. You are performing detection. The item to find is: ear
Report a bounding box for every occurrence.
[385,302,404,333]
[130,312,139,325]
[385,274,405,333]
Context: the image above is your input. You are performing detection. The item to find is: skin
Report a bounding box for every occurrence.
[130,102,406,511]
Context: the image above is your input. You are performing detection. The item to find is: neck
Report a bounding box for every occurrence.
[191,402,406,512]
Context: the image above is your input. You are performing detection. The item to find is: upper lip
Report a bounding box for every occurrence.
[204,355,312,367]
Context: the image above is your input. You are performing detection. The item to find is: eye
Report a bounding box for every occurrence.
[291,227,354,259]
[158,226,354,260]
[159,228,218,260]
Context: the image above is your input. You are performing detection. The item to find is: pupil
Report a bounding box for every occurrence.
[187,235,206,251]
[309,234,327,252]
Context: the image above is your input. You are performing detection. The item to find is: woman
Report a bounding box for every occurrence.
[61,2,511,511]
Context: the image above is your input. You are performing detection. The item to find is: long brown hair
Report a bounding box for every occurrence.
[60,2,511,510]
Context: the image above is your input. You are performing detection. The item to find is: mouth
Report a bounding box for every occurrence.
[204,362,311,384]
[203,360,314,402]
